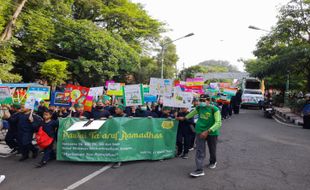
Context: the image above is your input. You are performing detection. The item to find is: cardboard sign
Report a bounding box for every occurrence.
[149,78,173,97]
[123,84,144,107]
[67,120,106,131]
[107,83,123,96]
[89,87,104,99]
[27,86,51,100]
[50,91,71,107]
[64,85,89,104]
[0,87,13,104]
[25,96,36,110]
[163,91,193,108]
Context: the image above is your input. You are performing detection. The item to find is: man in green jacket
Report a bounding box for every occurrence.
[186,94,222,177]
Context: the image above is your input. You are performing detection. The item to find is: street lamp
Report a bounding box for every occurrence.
[160,33,194,79]
[248,25,270,32]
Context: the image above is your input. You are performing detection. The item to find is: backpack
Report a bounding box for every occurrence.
[35,126,54,149]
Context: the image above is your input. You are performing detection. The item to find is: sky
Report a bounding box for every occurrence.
[131,0,290,72]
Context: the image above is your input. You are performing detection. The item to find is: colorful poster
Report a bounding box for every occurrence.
[84,96,94,112]
[163,91,193,108]
[50,91,71,107]
[107,83,123,96]
[88,87,104,98]
[64,85,89,105]
[0,87,13,104]
[57,117,178,162]
[25,96,36,110]
[27,86,51,100]
[105,80,115,88]
[123,84,144,107]
[186,78,204,87]
[149,78,173,97]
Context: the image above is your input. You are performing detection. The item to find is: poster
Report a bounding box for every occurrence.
[186,78,204,87]
[50,91,72,107]
[64,85,89,105]
[123,84,144,107]
[149,78,173,97]
[163,91,193,108]
[84,96,94,112]
[27,86,51,100]
[143,86,157,103]
[107,83,123,96]
[25,96,36,110]
[88,87,104,98]
[0,87,13,104]
[57,117,178,162]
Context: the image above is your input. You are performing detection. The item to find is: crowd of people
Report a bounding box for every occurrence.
[0,89,245,181]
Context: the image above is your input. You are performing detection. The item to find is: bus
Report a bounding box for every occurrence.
[241,78,264,108]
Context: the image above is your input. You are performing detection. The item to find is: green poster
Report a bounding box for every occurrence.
[57,117,178,162]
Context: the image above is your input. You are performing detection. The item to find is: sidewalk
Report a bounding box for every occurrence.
[274,107,304,126]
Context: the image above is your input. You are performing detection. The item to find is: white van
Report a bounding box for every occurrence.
[241,78,264,108]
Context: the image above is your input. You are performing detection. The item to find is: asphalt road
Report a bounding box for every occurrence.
[1,109,310,190]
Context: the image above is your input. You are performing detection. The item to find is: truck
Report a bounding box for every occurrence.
[240,78,264,108]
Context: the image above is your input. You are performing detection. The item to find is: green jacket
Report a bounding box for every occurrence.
[185,105,221,136]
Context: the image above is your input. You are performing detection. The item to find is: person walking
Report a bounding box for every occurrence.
[186,94,222,177]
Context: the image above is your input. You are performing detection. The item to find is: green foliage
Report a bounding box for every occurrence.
[247,0,310,92]
[178,60,238,81]
[1,0,164,86]
[40,59,69,86]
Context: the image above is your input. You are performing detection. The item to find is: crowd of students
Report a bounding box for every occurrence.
[0,90,241,176]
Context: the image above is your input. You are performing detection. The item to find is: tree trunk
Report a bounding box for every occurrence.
[0,0,27,41]
[307,69,310,92]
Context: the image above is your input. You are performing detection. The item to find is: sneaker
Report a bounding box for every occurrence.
[181,153,188,159]
[207,162,217,169]
[112,162,122,169]
[190,170,205,177]
[176,153,182,157]
[188,148,194,151]
[35,161,47,168]
[0,175,5,184]
[10,148,18,154]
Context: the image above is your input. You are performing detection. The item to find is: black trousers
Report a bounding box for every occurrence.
[5,129,19,150]
[21,144,37,158]
[233,104,240,114]
[206,135,218,164]
[303,115,310,129]
[177,127,191,154]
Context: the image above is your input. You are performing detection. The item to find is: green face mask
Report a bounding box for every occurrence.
[199,102,207,107]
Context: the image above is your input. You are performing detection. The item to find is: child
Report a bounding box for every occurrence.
[36,110,59,168]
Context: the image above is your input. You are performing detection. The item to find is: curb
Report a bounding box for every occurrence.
[274,107,304,127]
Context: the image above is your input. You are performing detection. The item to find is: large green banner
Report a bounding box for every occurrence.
[57,117,178,162]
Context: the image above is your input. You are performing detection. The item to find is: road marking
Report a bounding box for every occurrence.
[272,116,301,128]
[64,164,113,190]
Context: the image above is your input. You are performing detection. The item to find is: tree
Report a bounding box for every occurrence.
[40,59,69,87]
[178,60,238,81]
[249,0,310,92]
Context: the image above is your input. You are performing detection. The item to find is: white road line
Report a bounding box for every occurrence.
[64,163,113,190]
[272,116,301,128]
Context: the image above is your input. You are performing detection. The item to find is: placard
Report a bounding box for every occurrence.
[149,78,173,97]
[123,84,144,106]
[64,85,89,104]
[27,86,51,100]
[50,91,72,107]
[107,83,123,96]
[163,91,193,108]
[0,87,13,104]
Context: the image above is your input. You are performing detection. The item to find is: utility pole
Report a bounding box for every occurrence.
[0,0,28,41]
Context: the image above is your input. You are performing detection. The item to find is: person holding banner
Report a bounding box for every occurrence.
[175,108,195,159]
[186,94,222,177]
[113,104,127,118]
[91,100,111,120]
[71,104,91,119]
